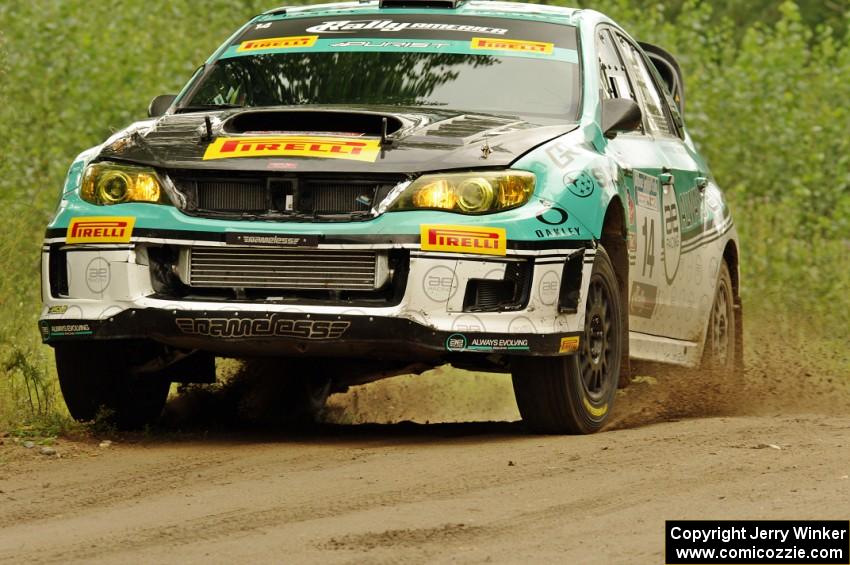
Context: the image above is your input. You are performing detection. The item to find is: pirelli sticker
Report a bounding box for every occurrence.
[559,336,581,354]
[66,217,135,244]
[420,225,506,256]
[203,136,381,162]
[237,35,318,52]
[470,37,554,55]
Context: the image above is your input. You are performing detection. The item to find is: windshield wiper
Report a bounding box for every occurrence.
[175,103,244,114]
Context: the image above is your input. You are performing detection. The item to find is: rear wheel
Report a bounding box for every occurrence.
[55,341,171,430]
[512,246,623,434]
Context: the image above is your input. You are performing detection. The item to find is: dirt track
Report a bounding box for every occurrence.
[1,355,849,564]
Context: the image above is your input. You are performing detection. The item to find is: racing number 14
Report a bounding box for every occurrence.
[642,217,655,279]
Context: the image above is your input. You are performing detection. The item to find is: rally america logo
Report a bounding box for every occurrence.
[305,20,508,35]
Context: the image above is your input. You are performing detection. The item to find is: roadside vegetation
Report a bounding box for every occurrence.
[0,0,847,435]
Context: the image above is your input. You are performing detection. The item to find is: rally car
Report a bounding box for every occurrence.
[40,0,742,433]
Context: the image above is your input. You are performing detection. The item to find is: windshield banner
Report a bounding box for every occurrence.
[222,14,578,62]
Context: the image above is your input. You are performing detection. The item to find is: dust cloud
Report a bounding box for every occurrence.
[162,321,849,432]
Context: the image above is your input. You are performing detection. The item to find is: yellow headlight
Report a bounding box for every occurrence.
[81,162,164,206]
[390,171,534,214]
[412,179,456,209]
[456,178,496,212]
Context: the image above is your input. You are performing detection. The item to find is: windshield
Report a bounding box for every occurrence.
[182,14,580,119]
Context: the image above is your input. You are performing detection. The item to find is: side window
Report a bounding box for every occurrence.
[597,29,637,105]
[614,34,675,137]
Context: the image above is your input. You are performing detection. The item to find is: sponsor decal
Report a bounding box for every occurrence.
[175,315,350,339]
[559,336,580,354]
[677,187,703,233]
[566,171,596,198]
[267,161,298,171]
[544,140,581,169]
[420,225,506,256]
[203,136,381,162]
[331,40,450,49]
[446,333,467,351]
[47,305,69,315]
[66,217,135,244]
[534,226,580,238]
[446,333,530,353]
[662,183,682,284]
[85,257,111,294]
[305,20,508,35]
[470,37,553,54]
[536,206,569,226]
[451,314,485,332]
[225,233,318,247]
[422,265,458,302]
[626,189,638,253]
[538,271,560,306]
[507,316,537,333]
[630,281,658,318]
[43,322,94,337]
[237,35,317,52]
[634,171,659,211]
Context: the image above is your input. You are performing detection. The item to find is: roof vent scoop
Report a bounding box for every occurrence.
[379,0,464,8]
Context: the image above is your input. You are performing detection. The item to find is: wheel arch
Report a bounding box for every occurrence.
[599,195,630,386]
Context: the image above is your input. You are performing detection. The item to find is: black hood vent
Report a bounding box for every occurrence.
[426,115,521,138]
[224,110,404,137]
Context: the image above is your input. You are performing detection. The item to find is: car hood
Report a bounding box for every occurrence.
[97,106,577,174]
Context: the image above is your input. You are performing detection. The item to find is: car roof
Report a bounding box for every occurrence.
[259,1,583,25]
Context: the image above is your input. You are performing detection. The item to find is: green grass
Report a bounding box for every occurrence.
[0,0,847,433]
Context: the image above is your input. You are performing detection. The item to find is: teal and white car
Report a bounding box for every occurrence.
[40,0,741,433]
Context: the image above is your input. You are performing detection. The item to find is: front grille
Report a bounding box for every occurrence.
[198,180,266,212]
[187,247,386,290]
[304,181,372,214]
[169,173,403,219]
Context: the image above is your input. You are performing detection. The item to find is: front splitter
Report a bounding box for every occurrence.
[39,309,582,360]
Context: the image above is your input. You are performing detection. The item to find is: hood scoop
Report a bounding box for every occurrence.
[223,110,404,138]
[408,114,526,146]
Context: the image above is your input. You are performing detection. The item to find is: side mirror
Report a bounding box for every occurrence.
[602,98,642,139]
[148,94,177,118]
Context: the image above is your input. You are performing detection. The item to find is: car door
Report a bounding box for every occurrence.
[596,27,669,336]
[610,30,709,342]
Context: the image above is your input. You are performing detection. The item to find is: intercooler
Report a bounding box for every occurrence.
[179,247,390,291]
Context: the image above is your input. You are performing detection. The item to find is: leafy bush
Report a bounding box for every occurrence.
[0,0,847,429]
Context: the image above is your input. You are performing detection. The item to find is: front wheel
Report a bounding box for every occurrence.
[702,261,738,374]
[512,246,623,434]
[55,341,171,430]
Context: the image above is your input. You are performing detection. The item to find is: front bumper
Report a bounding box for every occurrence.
[39,236,594,360]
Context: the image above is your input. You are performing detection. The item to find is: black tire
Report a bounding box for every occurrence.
[55,341,171,430]
[235,358,331,426]
[512,246,623,434]
[279,372,332,425]
[702,261,737,373]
